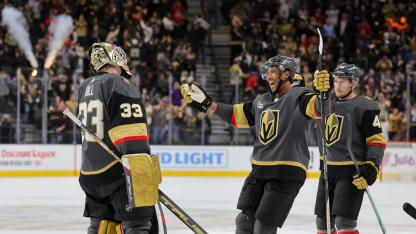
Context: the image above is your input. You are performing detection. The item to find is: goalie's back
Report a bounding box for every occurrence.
[77,73,150,195]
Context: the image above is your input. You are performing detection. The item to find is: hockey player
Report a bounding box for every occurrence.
[313,64,387,234]
[181,55,330,233]
[78,42,158,234]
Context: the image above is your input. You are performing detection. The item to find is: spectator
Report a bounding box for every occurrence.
[0,69,12,113]
[22,74,42,124]
[74,13,88,47]
[0,114,13,143]
[410,99,416,140]
[181,106,201,145]
[376,54,394,72]
[151,97,169,144]
[388,107,403,140]
[229,57,246,103]
[189,22,206,62]
[378,92,391,141]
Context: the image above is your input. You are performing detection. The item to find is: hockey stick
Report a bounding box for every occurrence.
[155,201,167,234]
[403,202,416,220]
[63,108,207,234]
[345,113,387,233]
[316,27,332,234]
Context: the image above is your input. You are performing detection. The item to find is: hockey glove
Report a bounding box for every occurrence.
[352,161,378,190]
[313,70,332,93]
[180,82,212,113]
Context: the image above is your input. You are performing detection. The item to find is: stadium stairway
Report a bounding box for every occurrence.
[189,0,253,145]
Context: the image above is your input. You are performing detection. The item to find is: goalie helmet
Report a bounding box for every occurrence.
[88,42,131,78]
[332,63,360,82]
[261,55,297,81]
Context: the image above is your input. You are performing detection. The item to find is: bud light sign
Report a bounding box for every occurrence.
[152,148,228,169]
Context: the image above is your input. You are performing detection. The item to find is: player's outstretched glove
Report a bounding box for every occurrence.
[313,70,332,93]
[180,82,212,113]
[352,161,378,190]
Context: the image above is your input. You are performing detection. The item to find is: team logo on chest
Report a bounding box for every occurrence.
[325,114,344,146]
[259,110,279,145]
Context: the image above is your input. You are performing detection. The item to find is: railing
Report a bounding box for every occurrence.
[1,63,415,144]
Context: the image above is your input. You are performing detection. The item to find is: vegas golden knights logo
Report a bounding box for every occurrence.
[325,114,344,146]
[259,110,279,145]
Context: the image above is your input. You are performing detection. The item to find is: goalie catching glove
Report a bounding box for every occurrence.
[180,82,212,113]
[352,160,378,190]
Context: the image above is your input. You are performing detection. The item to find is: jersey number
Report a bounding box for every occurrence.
[79,100,104,142]
[120,103,143,118]
[372,115,381,128]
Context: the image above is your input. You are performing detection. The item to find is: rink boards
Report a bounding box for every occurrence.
[0,143,415,180]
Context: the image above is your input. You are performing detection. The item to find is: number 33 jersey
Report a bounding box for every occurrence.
[77,73,150,192]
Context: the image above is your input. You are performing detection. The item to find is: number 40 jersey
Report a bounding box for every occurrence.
[77,73,150,194]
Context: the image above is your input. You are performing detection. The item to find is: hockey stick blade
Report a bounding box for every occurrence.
[403,203,416,220]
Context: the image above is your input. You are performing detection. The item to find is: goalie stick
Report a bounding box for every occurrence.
[316,27,332,234]
[63,108,207,234]
[403,202,416,220]
[345,114,387,233]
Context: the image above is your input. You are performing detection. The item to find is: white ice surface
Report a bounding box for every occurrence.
[0,176,415,233]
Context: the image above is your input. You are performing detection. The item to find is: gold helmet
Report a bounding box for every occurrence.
[88,42,131,78]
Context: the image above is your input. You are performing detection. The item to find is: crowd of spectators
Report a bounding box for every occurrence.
[0,0,212,144]
[224,0,416,141]
[0,0,415,143]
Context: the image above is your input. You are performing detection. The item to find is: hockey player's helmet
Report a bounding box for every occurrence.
[261,55,297,81]
[88,42,132,78]
[332,63,360,82]
[292,72,305,87]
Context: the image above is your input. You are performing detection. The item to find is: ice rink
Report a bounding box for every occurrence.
[0,176,415,234]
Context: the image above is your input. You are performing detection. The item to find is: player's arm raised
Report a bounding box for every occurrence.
[297,70,333,120]
[181,82,255,128]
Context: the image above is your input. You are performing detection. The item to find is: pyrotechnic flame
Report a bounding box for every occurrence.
[1,7,38,68]
[44,14,74,69]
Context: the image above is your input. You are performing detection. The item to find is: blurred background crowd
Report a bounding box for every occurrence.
[0,0,415,144]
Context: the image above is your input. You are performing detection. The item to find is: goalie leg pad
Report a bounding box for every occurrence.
[235,211,255,234]
[151,155,162,185]
[88,218,121,234]
[122,154,159,208]
[335,216,358,232]
[121,217,153,234]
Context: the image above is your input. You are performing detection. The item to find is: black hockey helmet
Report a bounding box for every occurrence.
[292,72,305,87]
[261,55,297,81]
[332,63,360,82]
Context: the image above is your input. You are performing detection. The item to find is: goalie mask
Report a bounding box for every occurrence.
[88,42,132,78]
[332,63,360,82]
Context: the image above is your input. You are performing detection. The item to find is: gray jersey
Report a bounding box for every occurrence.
[78,73,150,194]
[317,94,386,177]
[215,87,320,181]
